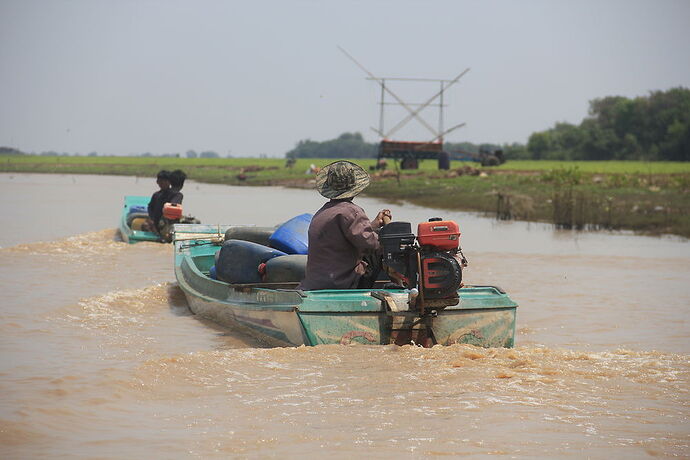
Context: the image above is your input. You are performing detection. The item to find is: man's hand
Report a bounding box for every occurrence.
[372,209,392,229]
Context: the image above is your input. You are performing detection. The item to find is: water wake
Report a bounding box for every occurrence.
[53,283,188,332]
[2,229,127,255]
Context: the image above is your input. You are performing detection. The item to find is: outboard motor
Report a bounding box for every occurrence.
[380,217,466,309]
[379,222,418,288]
[417,217,464,301]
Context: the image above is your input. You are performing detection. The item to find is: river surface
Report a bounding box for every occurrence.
[0,173,688,459]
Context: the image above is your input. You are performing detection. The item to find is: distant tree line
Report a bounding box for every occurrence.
[185,150,222,158]
[286,132,377,159]
[526,87,689,161]
[443,141,527,160]
[284,133,519,160]
[285,88,689,162]
[0,147,25,155]
[285,133,526,161]
[0,148,228,158]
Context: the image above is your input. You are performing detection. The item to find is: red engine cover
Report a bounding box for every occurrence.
[163,203,183,220]
[417,220,460,250]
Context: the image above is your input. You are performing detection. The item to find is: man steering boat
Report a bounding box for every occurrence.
[298,160,391,291]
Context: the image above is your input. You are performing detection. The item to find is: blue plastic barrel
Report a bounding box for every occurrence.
[129,205,148,214]
[268,213,312,255]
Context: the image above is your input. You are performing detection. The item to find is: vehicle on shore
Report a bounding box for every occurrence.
[173,223,518,348]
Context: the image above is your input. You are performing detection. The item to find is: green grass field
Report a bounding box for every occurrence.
[494,160,690,174]
[3,155,689,174]
[2,155,689,237]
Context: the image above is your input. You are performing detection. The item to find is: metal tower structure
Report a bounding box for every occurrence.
[338,46,469,144]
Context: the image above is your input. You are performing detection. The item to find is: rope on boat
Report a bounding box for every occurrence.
[175,224,225,243]
[175,225,225,250]
[175,235,224,242]
[177,238,224,251]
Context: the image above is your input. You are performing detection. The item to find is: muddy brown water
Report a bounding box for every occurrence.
[1,173,688,458]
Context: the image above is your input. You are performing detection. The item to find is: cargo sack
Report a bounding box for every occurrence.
[127,212,150,227]
[263,255,307,283]
[215,239,286,284]
[224,226,277,246]
[130,217,148,231]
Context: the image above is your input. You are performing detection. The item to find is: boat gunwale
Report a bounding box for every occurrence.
[177,243,518,313]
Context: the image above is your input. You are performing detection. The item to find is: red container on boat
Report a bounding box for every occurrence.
[163,203,183,220]
[417,219,460,250]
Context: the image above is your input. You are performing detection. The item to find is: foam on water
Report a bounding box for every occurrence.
[92,344,687,457]
[3,228,132,256]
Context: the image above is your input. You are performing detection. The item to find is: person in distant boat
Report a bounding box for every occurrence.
[146,169,172,234]
[298,160,391,291]
[168,169,186,204]
[155,169,187,242]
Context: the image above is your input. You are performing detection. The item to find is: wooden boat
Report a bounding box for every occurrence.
[173,224,518,348]
[119,195,161,244]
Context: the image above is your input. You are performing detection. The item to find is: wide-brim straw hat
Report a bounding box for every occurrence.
[316,160,370,199]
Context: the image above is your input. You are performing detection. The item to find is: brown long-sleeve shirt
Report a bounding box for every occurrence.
[298,200,380,291]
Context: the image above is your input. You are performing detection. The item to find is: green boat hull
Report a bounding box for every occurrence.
[119,195,161,244]
[173,224,518,348]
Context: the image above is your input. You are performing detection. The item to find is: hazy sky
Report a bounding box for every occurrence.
[1,0,689,157]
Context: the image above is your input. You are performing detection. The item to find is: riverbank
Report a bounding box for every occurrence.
[2,155,689,237]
